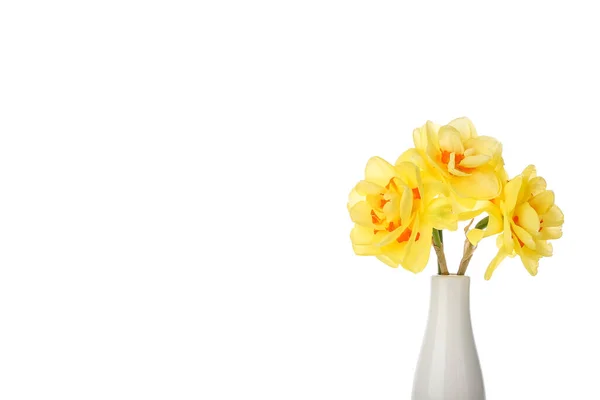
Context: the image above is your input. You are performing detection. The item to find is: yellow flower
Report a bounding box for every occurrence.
[469,165,564,280]
[409,117,506,200]
[348,157,457,272]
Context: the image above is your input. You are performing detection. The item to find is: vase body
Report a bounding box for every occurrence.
[412,275,485,400]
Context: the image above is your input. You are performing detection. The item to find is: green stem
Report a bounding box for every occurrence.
[432,229,448,275]
[432,229,442,247]
[433,230,442,274]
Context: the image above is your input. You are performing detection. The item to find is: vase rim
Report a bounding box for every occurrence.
[432,274,470,279]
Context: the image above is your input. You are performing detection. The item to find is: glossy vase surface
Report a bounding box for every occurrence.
[412,275,485,400]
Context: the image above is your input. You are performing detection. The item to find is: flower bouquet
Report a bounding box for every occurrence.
[347,117,564,399]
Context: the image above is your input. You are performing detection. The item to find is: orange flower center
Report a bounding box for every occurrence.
[371,210,381,225]
[397,228,421,243]
[371,180,422,244]
[373,224,421,244]
[439,150,473,174]
[441,150,464,165]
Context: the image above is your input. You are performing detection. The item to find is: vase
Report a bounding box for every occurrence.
[412,275,485,400]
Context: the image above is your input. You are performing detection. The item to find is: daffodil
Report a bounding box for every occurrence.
[467,165,564,279]
[348,157,457,272]
[409,117,506,201]
[347,117,563,280]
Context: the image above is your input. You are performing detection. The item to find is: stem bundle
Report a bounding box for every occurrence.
[432,217,486,276]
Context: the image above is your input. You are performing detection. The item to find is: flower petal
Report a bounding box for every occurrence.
[355,180,384,196]
[377,217,412,247]
[467,229,485,245]
[401,219,433,273]
[400,186,413,225]
[378,240,409,267]
[438,125,465,153]
[486,209,504,237]
[422,178,450,200]
[503,209,514,253]
[514,202,540,235]
[424,121,442,166]
[528,176,547,196]
[459,154,491,168]
[376,254,399,268]
[518,247,540,276]
[396,148,428,171]
[352,244,381,256]
[447,152,457,173]
[382,194,400,221]
[395,161,421,189]
[348,188,364,209]
[452,196,480,218]
[484,249,508,280]
[450,170,501,200]
[349,201,374,227]
[542,204,564,227]
[465,136,502,158]
[520,164,537,181]
[425,121,441,150]
[425,196,458,230]
[448,117,477,140]
[351,226,383,256]
[365,156,395,187]
[535,240,553,257]
[350,224,374,245]
[458,203,490,220]
[539,226,562,240]
[512,223,536,250]
[529,190,554,215]
[448,156,472,177]
[504,176,523,212]
[412,127,428,150]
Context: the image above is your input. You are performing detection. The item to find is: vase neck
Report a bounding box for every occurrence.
[429,275,471,316]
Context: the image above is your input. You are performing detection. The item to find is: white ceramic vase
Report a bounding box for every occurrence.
[412,275,485,400]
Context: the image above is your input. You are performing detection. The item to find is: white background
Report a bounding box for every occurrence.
[0,1,597,399]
